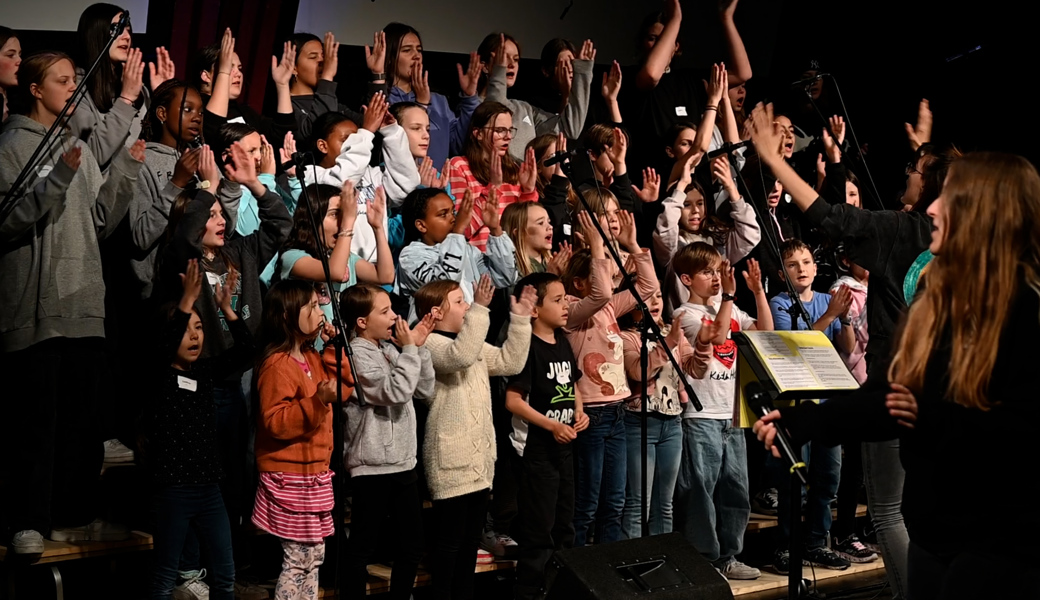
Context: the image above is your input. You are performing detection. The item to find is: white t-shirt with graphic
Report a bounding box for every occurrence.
[673,301,756,420]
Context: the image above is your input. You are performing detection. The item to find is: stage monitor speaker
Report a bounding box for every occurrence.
[544,532,733,600]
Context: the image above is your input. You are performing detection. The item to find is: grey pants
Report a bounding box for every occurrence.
[862,440,909,600]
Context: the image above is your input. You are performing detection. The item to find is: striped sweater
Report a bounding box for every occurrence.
[447,156,537,252]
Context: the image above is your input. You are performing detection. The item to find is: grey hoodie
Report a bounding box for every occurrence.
[344,338,435,477]
[130,142,242,299]
[68,70,148,171]
[0,115,140,352]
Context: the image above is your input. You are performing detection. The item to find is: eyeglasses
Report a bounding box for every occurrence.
[485,126,517,138]
[698,268,722,278]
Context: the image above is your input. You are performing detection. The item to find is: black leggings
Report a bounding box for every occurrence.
[431,489,490,600]
[907,541,1039,599]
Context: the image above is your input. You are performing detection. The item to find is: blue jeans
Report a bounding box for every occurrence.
[572,403,627,546]
[770,441,842,548]
[622,412,682,538]
[673,418,749,565]
[151,484,235,600]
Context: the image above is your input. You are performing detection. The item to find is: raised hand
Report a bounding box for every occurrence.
[815,153,827,189]
[511,284,538,317]
[179,258,203,312]
[361,92,387,133]
[491,33,509,68]
[61,146,82,171]
[578,39,596,62]
[547,241,573,276]
[411,313,437,346]
[886,383,918,429]
[606,127,628,167]
[217,28,235,76]
[172,147,202,188]
[601,60,622,101]
[474,273,495,307]
[822,125,841,164]
[696,315,722,345]
[225,141,258,186]
[742,258,764,294]
[554,54,573,99]
[411,59,431,105]
[129,139,146,163]
[367,187,386,229]
[148,46,176,91]
[748,102,784,166]
[259,135,276,175]
[553,132,569,177]
[704,63,726,107]
[321,32,340,81]
[453,189,474,234]
[489,149,504,187]
[338,180,359,233]
[483,186,502,235]
[720,259,736,294]
[519,147,537,192]
[120,47,145,103]
[905,99,931,151]
[669,146,703,189]
[271,41,296,87]
[829,115,846,145]
[711,154,732,185]
[576,210,605,257]
[214,266,239,315]
[632,168,660,203]
[721,0,740,20]
[617,209,639,251]
[197,145,221,183]
[279,131,298,177]
[457,51,482,97]
[419,157,437,187]
[365,31,386,76]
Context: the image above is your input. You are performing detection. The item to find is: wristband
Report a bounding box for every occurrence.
[335,230,354,239]
[198,180,211,190]
[721,293,736,302]
[839,317,852,326]
[705,105,719,112]
[119,95,135,104]
[370,72,386,81]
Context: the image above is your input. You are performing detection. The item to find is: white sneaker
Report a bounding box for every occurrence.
[173,569,209,600]
[103,439,135,464]
[479,528,518,557]
[49,519,130,543]
[10,530,45,554]
[719,559,761,580]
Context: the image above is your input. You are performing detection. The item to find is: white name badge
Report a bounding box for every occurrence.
[177,375,197,392]
[675,106,688,116]
[563,223,572,236]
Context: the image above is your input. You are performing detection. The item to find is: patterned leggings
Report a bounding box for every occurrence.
[275,540,325,600]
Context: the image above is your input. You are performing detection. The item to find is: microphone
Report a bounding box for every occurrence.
[543,148,580,167]
[110,10,130,36]
[291,151,310,167]
[707,140,753,160]
[789,72,829,88]
[745,382,807,485]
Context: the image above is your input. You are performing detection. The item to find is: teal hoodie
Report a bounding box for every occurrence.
[0,115,140,352]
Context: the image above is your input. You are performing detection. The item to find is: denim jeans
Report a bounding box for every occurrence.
[151,484,235,600]
[864,439,909,600]
[572,403,627,546]
[621,412,682,538]
[770,441,841,548]
[673,418,749,565]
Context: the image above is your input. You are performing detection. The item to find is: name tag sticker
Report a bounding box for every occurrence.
[177,375,197,392]
[675,106,688,116]
[563,223,572,236]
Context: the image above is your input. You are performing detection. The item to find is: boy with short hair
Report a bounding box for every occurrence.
[505,272,591,600]
[671,242,772,580]
[767,238,854,573]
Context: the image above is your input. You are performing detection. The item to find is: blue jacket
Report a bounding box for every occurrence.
[387,87,480,167]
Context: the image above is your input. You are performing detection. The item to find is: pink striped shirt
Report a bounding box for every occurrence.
[252,470,335,543]
[447,156,537,252]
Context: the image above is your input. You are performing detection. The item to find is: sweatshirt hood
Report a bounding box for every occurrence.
[145,141,181,157]
[2,115,48,136]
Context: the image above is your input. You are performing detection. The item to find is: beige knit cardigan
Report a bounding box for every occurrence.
[423,304,531,501]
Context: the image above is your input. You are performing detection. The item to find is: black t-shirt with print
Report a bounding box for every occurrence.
[507,331,583,454]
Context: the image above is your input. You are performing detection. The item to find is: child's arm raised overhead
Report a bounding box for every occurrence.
[711,155,760,263]
[609,211,659,318]
[312,98,384,186]
[484,285,535,377]
[556,41,594,141]
[744,259,773,331]
[377,118,421,207]
[565,211,614,328]
[713,259,737,344]
[352,187,396,285]
[162,258,202,363]
[226,140,293,269]
[291,181,361,283]
[425,276,495,374]
[484,34,511,106]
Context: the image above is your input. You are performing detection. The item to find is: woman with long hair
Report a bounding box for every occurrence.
[0,26,21,122]
[754,152,1040,599]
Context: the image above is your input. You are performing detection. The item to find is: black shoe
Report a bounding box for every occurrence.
[771,549,790,575]
[805,546,851,570]
[832,534,878,563]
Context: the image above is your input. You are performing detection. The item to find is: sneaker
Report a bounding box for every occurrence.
[476,549,495,565]
[479,528,518,557]
[771,550,790,575]
[173,569,209,600]
[103,439,135,464]
[234,581,269,600]
[752,488,778,515]
[805,546,851,570]
[49,519,130,543]
[9,530,45,554]
[832,534,878,563]
[719,559,760,580]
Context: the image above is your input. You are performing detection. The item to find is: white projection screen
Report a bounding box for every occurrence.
[295,0,651,64]
[4,0,150,32]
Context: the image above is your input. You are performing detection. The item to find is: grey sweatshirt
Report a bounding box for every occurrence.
[68,75,148,171]
[130,143,242,299]
[485,60,593,162]
[344,338,435,477]
[0,115,140,352]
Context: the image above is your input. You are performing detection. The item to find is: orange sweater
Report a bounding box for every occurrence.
[256,346,355,474]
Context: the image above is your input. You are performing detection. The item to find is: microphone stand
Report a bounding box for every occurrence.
[724,145,813,598]
[802,76,884,211]
[562,154,701,538]
[0,12,130,227]
[293,155,364,597]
